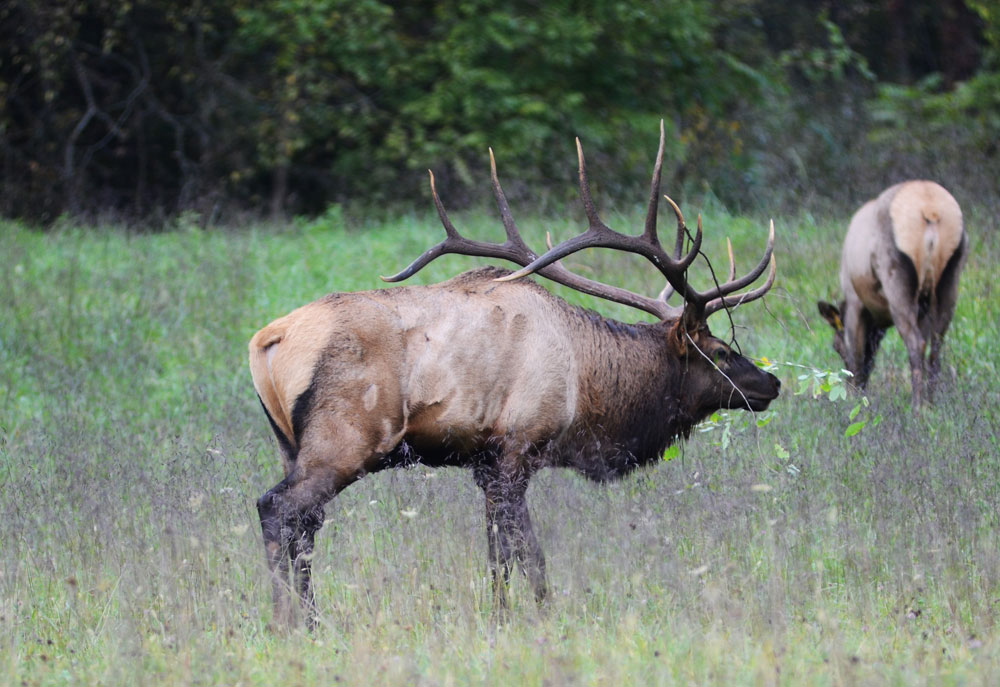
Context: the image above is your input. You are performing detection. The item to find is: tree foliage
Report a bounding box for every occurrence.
[0,0,995,224]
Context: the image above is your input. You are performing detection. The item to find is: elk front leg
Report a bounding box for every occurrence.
[512,495,548,604]
[484,501,514,612]
[475,461,547,612]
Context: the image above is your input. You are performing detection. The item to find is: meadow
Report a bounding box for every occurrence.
[1,198,998,686]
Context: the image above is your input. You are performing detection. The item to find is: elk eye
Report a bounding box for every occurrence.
[711,348,729,365]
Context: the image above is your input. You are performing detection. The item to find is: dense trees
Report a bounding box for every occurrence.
[0,1,994,223]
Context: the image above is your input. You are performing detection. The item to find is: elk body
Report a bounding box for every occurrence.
[249,126,780,626]
[818,181,966,404]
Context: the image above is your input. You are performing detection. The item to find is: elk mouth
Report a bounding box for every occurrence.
[743,394,776,412]
[719,390,776,412]
[736,376,781,411]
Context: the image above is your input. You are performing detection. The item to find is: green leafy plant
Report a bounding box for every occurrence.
[783,360,881,437]
[690,358,881,458]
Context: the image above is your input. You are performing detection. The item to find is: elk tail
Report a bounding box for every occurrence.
[249,321,296,451]
[919,210,939,295]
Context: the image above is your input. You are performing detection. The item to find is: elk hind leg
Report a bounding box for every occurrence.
[257,426,370,628]
[257,477,295,628]
[927,240,966,398]
[289,505,324,629]
[883,280,926,404]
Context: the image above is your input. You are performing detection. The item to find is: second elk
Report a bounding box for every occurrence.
[248,124,781,627]
[818,181,967,404]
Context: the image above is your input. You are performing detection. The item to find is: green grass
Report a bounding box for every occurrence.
[1,202,999,686]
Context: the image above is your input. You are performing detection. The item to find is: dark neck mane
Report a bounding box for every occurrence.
[555,306,699,481]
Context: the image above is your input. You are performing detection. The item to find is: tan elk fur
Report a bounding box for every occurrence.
[819,180,967,404]
[249,271,584,479]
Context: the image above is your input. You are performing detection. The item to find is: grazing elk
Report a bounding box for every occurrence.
[249,124,780,627]
[818,181,967,404]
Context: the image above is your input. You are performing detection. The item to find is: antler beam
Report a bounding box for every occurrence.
[385,123,776,322]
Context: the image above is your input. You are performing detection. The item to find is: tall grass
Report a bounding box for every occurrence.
[1,203,998,685]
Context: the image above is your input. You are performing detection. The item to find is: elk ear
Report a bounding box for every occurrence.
[817,301,843,332]
[668,319,689,355]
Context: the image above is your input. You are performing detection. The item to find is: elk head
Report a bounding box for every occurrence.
[817,299,856,374]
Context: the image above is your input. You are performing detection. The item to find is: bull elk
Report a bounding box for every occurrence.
[249,124,780,627]
[818,181,967,404]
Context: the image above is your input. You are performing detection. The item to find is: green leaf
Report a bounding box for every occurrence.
[848,403,861,421]
[662,445,680,462]
[844,421,867,438]
[774,442,790,460]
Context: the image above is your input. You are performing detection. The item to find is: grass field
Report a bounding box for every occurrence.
[1,200,998,686]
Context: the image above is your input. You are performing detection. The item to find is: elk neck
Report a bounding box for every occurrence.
[556,309,703,480]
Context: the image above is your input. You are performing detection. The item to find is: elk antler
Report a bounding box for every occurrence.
[702,221,776,317]
[385,123,775,322]
[496,124,702,317]
[380,150,540,283]
[383,128,687,318]
[498,127,775,322]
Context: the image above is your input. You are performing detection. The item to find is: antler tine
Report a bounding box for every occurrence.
[705,254,776,316]
[576,137,607,232]
[664,196,687,260]
[382,168,539,282]
[498,139,703,305]
[495,139,628,283]
[655,194,693,304]
[489,147,534,253]
[702,217,774,297]
[703,220,777,316]
[642,120,666,242]
[726,237,736,282]
[381,171,458,282]
[428,169,460,239]
[657,283,674,303]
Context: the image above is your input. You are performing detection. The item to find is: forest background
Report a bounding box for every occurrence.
[3,0,999,225]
